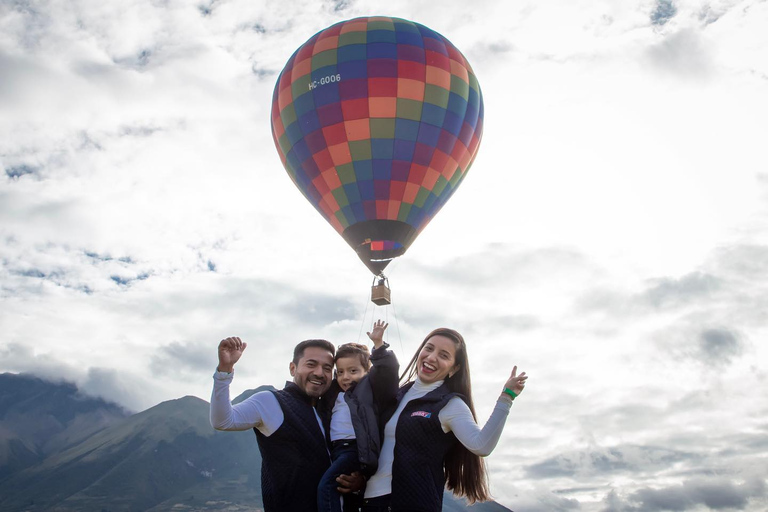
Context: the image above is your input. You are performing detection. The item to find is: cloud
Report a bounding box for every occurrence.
[150,340,219,376]
[652,321,748,369]
[0,241,158,296]
[707,244,768,284]
[603,476,768,511]
[525,444,697,479]
[646,28,712,77]
[413,244,597,289]
[80,367,150,412]
[325,0,353,13]
[110,272,151,287]
[0,344,151,411]
[0,343,79,383]
[4,164,38,180]
[697,327,743,365]
[505,489,582,512]
[640,272,721,308]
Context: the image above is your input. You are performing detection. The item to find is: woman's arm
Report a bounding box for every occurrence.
[440,365,528,456]
[439,397,511,456]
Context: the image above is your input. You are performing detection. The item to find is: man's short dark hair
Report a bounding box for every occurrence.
[293,339,335,364]
[335,342,371,370]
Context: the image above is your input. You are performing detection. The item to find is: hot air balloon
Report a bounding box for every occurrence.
[271,16,483,287]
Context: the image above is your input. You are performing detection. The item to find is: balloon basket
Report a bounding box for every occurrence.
[371,276,391,306]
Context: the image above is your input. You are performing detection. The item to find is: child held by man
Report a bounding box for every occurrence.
[317,320,399,512]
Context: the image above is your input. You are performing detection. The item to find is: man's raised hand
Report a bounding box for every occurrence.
[217,336,247,373]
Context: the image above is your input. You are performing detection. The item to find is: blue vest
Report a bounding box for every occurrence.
[389,382,463,512]
[254,382,331,512]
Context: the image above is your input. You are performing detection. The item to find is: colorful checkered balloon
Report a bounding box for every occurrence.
[271,16,483,275]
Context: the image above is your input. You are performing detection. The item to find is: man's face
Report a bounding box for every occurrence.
[290,346,334,397]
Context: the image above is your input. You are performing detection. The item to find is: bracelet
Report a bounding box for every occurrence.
[503,388,517,400]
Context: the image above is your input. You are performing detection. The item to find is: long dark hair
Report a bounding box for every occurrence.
[400,328,490,503]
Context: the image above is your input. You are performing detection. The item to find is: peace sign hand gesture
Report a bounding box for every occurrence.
[502,366,528,399]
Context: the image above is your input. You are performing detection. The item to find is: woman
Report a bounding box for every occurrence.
[359,327,527,512]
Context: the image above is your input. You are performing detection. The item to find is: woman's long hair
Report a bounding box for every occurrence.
[400,328,490,503]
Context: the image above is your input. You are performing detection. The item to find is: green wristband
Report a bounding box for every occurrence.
[503,388,517,399]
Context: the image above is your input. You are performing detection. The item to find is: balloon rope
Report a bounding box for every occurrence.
[358,287,371,344]
[389,296,405,357]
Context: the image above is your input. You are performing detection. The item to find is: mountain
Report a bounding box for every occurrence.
[0,374,512,511]
[0,386,265,511]
[0,373,129,481]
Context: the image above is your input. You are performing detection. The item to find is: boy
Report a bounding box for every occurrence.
[317,320,399,512]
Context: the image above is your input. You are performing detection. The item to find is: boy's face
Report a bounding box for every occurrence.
[335,356,368,391]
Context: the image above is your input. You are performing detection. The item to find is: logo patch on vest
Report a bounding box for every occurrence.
[411,411,432,418]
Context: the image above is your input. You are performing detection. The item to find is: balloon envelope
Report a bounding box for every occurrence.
[271,16,483,275]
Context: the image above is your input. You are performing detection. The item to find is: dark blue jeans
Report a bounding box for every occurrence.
[318,440,360,512]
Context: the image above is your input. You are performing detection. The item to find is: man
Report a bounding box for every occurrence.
[210,336,360,512]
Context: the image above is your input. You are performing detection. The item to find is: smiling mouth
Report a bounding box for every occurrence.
[421,362,436,374]
[308,378,325,386]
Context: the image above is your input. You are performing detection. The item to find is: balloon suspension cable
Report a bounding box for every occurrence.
[357,274,402,358]
[389,295,405,360]
[358,286,372,345]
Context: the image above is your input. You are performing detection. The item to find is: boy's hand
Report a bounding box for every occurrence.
[366,320,388,349]
[217,336,247,373]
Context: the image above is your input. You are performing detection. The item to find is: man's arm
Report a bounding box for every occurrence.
[209,336,284,434]
[210,375,284,432]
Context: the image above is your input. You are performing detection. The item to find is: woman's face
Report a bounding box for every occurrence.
[416,334,459,384]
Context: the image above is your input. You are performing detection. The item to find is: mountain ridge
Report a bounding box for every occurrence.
[0,373,512,511]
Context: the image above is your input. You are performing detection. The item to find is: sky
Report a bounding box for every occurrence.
[1,0,767,510]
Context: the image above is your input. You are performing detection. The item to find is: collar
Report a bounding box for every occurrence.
[282,381,315,405]
[397,378,446,400]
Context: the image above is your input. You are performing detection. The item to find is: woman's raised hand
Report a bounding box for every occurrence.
[217,336,247,373]
[503,366,527,397]
[366,320,389,349]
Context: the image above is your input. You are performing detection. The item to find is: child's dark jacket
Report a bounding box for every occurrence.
[321,343,399,477]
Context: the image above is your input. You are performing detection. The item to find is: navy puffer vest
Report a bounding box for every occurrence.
[389,382,464,512]
[254,382,330,512]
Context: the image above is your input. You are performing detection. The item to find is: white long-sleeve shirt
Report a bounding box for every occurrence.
[364,378,513,499]
[209,371,325,437]
[330,391,356,441]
